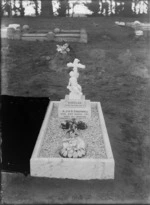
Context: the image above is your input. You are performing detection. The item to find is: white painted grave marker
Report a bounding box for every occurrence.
[59,59,91,120]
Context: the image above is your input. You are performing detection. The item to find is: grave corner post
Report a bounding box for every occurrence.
[79,29,88,43]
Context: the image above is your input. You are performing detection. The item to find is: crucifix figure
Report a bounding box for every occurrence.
[67,59,85,100]
[67,58,85,79]
[67,71,82,99]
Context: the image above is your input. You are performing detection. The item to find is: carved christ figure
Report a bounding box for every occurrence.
[67,59,85,100]
[67,71,82,99]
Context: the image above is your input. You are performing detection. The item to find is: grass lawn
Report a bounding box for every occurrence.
[1,16,150,204]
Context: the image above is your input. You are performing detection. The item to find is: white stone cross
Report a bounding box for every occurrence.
[67,58,85,75]
[66,59,85,100]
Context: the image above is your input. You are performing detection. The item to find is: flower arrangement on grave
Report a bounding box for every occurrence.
[59,118,87,158]
[56,43,70,54]
[49,44,76,72]
[61,118,87,130]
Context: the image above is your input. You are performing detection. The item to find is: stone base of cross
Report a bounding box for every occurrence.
[68,92,82,100]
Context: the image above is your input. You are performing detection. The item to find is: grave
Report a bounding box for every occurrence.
[22,28,87,43]
[1,26,88,43]
[1,24,20,38]
[30,58,115,180]
[115,21,150,37]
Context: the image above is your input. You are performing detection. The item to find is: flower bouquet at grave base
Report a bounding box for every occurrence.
[56,42,76,59]
[59,118,87,158]
[49,43,75,72]
[56,43,70,54]
[61,118,87,130]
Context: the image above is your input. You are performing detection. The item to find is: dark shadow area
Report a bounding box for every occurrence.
[1,95,49,174]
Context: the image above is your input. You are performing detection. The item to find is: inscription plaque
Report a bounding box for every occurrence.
[58,97,91,120]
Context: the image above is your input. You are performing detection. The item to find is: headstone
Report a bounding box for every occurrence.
[1,27,8,38]
[54,28,61,33]
[8,24,20,30]
[7,27,16,39]
[115,21,150,38]
[22,25,30,33]
[47,32,54,41]
[58,59,91,120]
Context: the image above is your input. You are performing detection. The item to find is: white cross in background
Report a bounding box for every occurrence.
[67,58,85,76]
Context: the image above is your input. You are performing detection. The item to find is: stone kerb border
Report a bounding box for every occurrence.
[115,21,150,37]
[3,28,88,43]
[125,22,150,31]
[30,101,115,180]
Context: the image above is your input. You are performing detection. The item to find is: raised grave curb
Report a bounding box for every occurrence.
[30,101,115,180]
[1,28,88,43]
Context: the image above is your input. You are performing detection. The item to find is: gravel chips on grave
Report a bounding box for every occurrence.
[39,104,107,159]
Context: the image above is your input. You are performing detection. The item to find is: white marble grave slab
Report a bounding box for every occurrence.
[30,101,115,180]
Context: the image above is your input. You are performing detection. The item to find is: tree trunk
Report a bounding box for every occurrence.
[145,1,150,15]
[19,0,25,17]
[41,0,53,16]
[110,0,113,15]
[9,0,12,17]
[122,0,133,17]
[3,0,12,17]
[33,0,39,16]
[57,0,69,17]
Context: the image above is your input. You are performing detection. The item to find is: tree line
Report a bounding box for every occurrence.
[1,0,150,17]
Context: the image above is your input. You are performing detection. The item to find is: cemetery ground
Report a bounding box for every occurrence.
[1,16,150,204]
